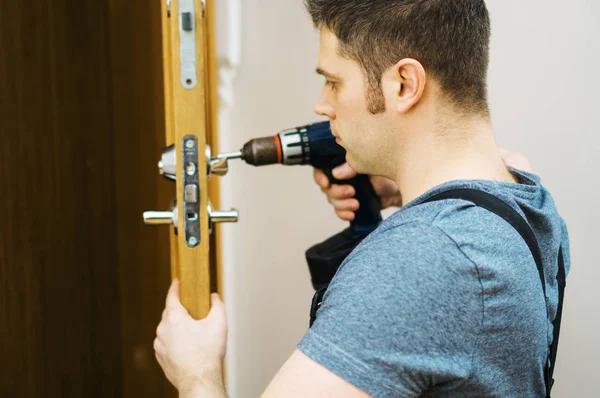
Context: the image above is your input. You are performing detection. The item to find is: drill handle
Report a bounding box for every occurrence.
[324,170,383,238]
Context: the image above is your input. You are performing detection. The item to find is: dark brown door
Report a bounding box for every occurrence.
[0,1,123,396]
[0,1,175,397]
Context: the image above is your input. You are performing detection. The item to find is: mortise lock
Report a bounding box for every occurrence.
[160,144,239,180]
[144,141,240,245]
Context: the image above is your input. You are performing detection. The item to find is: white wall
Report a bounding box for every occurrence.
[216,1,600,397]
[486,2,600,396]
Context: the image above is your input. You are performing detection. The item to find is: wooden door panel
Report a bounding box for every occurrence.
[0,1,122,396]
[0,1,221,396]
[159,0,215,319]
[108,0,177,396]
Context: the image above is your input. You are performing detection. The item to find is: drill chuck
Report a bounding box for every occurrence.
[241,137,280,166]
[241,126,311,166]
[240,122,337,168]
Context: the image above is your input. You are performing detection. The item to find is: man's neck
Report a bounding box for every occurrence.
[394,117,517,206]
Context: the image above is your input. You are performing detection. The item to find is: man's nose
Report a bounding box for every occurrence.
[314,93,335,119]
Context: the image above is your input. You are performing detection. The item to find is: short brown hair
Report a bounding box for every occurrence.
[305,0,491,115]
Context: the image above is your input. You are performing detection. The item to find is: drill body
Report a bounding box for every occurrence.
[241,121,383,238]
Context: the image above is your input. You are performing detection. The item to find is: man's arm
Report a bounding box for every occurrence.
[153,281,228,397]
[262,349,371,397]
[179,376,228,398]
[154,281,371,397]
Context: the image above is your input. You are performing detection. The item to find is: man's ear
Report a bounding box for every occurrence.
[389,58,427,114]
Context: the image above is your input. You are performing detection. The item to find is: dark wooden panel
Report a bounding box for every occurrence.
[107,1,176,397]
[0,0,123,397]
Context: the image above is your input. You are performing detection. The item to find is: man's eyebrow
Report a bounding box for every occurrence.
[315,67,341,80]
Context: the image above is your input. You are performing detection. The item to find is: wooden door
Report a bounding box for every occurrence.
[148,0,224,319]
[1,0,222,396]
[110,0,223,394]
[0,1,123,396]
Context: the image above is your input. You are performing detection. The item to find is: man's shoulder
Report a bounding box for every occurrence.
[352,200,497,253]
[339,218,475,280]
[368,197,525,250]
[340,198,528,280]
[381,196,509,232]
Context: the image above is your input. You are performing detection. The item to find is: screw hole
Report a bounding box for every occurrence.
[186,79,192,85]
[187,212,197,221]
[186,162,196,176]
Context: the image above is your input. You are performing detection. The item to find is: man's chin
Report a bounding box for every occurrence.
[344,155,366,175]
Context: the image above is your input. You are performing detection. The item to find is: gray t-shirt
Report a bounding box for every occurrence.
[298,167,571,397]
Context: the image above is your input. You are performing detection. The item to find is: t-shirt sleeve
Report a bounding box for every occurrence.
[297,222,484,397]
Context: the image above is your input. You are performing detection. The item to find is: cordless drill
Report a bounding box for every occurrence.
[221,120,383,292]
[236,120,383,238]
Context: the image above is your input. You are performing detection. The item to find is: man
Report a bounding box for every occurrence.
[154,0,570,396]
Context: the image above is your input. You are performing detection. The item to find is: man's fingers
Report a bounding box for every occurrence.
[332,163,358,180]
[499,148,511,157]
[153,337,164,354]
[328,184,355,199]
[313,169,330,189]
[505,153,532,172]
[206,293,227,325]
[336,210,355,221]
[314,162,362,222]
[498,147,532,172]
[328,197,360,212]
[166,279,184,311]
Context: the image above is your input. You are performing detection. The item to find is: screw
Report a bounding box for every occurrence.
[188,237,198,245]
[186,140,195,149]
[186,161,196,176]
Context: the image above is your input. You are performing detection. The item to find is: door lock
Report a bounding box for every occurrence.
[158,144,176,181]
[145,141,240,245]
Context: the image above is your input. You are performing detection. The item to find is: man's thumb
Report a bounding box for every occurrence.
[207,293,226,323]
[332,163,357,180]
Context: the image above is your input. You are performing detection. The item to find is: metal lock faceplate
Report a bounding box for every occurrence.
[183,135,201,247]
[179,0,197,90]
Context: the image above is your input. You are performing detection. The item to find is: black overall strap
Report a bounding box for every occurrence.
[548,246,566,392]
[422,188,565,397]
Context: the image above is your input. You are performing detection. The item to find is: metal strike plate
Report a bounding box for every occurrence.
[183,135,200,247]
[179,0,197,89]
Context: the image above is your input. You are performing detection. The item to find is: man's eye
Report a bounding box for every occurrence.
[325,81,337,89]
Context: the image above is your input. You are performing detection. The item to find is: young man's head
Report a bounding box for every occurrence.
[306,0,492,176]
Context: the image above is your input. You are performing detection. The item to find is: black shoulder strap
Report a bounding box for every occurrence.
[549,246,566,393]
[422,188,566,397]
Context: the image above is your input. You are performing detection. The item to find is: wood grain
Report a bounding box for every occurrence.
[107,1,177,396]
[0,1,122,396]
[205,0,223,298]
[165,0,212,319]
[160,0,181,282]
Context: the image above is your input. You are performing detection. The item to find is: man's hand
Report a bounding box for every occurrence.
[154,280,228,397]
[499,148,532,173]
[313,164,402,221]
[314,148,532,221]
